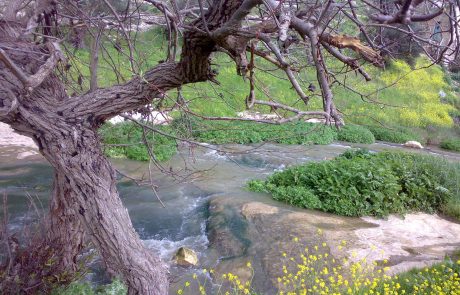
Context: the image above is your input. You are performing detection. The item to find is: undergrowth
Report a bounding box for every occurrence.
[336,125,375,144]
[51,279,126,295]
[174,239,460,295]
[367,125,422,144]
[440,138,460,152]
[188,120,337,145]
[56,242,460,295]
[99,122,177,162]
[99,119,386,162]
[248,149,460,218]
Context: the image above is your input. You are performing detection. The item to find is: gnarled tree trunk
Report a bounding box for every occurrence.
[41,126,169,294]
[48,172,85,271]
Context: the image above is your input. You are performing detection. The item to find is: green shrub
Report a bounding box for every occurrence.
[191,120,337,145]
[337,125,375,144]
[99,120,340,162]
[367,126,422,144]
[51,279,126,295]
[440,138,460,152]
[99,122,177,162]
[248,149,460,218]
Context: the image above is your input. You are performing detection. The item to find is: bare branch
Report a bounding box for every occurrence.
[0,42,64,91]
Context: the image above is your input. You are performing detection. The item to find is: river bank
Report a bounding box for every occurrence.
[1,140,460,293]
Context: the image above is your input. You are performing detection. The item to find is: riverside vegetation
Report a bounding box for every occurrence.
[64,29,459,158]
[99,120,422,162]
[248,149,460,219]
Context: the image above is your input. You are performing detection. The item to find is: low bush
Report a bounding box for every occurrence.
[99,120,339,162]
[440,138,460,152]
[248,149,460,218]
[190,120,337,145]
[51,279,126,295]
[336,125,375,144]
[99,122,177,162]
[367,125,422,144]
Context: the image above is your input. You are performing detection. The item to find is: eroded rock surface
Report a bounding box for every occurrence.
[207,196,460,294]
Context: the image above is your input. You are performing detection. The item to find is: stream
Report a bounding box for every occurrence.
[1,141,460,294]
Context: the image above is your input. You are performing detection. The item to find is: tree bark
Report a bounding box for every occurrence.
[38,124,169,294]
[89,27,103,92]
[48,172,85,271]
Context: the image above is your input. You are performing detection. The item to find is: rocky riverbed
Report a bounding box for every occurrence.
[1,123,460,294]
[203,195,460,294]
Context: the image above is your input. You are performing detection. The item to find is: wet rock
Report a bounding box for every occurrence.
[207,197,249,259]
[403,140,424,149]
[208,196,460,294]
[214,259,254,286]
[173,247,198,266]
[241,202,278,218]
[351,213,460,274]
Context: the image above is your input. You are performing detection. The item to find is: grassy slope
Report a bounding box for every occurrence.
[66,29,460,157]
[69,29,459,123]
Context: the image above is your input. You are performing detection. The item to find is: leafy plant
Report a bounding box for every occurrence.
[99,122,177,162]
[51,279,127,295]
[337,125,375,144]
[367,125,422,144]
[248,149,460,218]
[440,138,460,152]
[191,120,337,145]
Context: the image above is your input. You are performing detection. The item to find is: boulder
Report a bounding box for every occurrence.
[236,111,280,121]
[305,118,326,124]
[403,140,424,149]
[207,197,249,258]
[241,202,278,218]
[173,247,198,266]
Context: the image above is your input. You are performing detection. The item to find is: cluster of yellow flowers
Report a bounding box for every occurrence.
[178,237,460,295]
[276,238,387,295]
[176,263,254,295]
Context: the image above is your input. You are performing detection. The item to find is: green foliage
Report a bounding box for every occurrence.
[248,149,460,218]
[340,57,457,132]
[51,279,126,295]
[70,27,459,130]
[190,120,337,145]
[375,58,454,128]
[70,29,460,150]
[99,122,177,162]
[337,125,375,144]
[367,125,422,144]
[440,138,460,152]
[99,120,340,162]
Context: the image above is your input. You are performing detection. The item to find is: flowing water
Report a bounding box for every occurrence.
[1,142,460,293]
